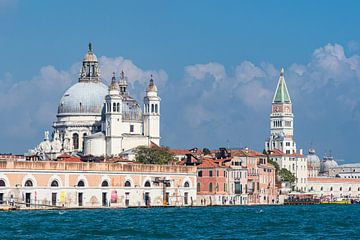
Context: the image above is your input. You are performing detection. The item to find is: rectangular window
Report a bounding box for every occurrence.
[130,125,134,133]
[217,170,219,177]
[125,192,130,206]
[286,142,290,146]
[78,192,83,207]
[235,182,241,194]
[52,193,57,206]
[286,150,290,154]
[209,170,213,177]
[184,192,188,205]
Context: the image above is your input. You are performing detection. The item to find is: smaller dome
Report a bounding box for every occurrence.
[307,148,321,169]
[320,158,338,173]
[83,42,98,62]
[83,51,98,62]
[147,79,158,92]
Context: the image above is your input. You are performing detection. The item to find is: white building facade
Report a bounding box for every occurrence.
[30,44,160,159]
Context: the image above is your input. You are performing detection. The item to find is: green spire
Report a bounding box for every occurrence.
[273,67,291,103]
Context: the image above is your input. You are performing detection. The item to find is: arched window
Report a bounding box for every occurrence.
[184,182,190,188]
[340,187,343,191]
[197,183,201,192]
[349,187,352,191]
[320,186,323,191]
[151,104,154,113]
[101,180,109,187]
[116,103,120,112]
[198,171,202,177]
[51,180,59,187]
[144,181,151,187]
[77,180,85,187]
[73,133,79,150]
[155,104,158,113]
[113,103,116,112]
[209,183,213,192]
[124,181,131,187]
[25,180,33,187]
[330,187,333,191]
[0,180,5,187]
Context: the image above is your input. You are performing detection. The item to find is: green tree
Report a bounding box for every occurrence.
[135,146,175,165]
[278,168,296,183]
[263,149,279,172]
[203,148,211,155]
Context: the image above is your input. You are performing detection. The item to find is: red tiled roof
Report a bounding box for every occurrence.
[230,149,265,157]
[269,148,303,157]
[170,148,202,155]
[308,177,360,183]
[170,149,191,155]
[57,153,82,162]
[197,158,221,168]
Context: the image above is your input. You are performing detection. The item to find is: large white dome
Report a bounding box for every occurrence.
[57,81,108,116]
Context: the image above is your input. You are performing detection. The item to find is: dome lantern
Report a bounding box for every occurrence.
[79,42,101,83]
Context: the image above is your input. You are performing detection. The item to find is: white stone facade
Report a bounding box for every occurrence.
[30,44,161,159]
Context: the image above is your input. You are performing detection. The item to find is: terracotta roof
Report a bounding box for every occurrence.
[57,154,82,162]
[150,141,159,148]
[170,148,202,155]
[170,149,191,155]
[197,158,222,168]
[308,177,360,183]
[269,148,303,157]
[230,149,265,157]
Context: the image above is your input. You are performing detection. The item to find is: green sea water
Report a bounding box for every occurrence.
[0,205,359,239]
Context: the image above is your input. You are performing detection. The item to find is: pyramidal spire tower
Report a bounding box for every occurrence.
[265,68,297,154]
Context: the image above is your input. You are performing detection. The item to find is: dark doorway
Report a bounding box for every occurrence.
[144,192,150,206]
[102,192,107,207]
[52,193,57,206]
[125,192,130,206]
[25,193,31,207]
[184,192,188,205]
[78,192,83,206]
[165,192,170,205]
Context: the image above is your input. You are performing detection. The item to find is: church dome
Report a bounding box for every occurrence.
[320,157,338,173]
[307,148,321,169]
[58,81,108,116]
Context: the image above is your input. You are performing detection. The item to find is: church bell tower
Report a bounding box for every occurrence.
[265,68,297,154]
[143,76,161,146]
[105,73,123,156]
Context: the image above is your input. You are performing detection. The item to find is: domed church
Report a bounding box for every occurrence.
[30,43,160,159]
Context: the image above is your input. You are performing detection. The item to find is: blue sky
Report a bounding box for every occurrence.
[1,0,360,162]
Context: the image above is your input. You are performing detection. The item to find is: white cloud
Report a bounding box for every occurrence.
[184,62,226,83]
[99,56,168,87]
[235,61,265,83]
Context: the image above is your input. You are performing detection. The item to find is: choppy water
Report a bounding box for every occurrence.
[0,205,360,239]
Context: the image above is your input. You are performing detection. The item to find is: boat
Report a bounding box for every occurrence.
[320,198,351,204]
